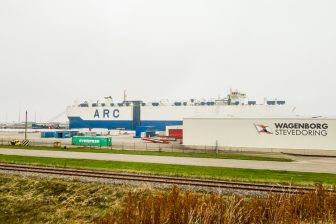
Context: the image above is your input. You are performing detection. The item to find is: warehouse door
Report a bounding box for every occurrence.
[132,101,141,130]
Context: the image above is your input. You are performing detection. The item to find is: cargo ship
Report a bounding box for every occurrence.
[66,90,295,131]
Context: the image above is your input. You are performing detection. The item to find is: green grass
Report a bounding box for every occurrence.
[0,154,335,185]
[0,144,293,162]
[0,173,129,224]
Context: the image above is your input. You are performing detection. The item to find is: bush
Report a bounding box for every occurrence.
[97,185,336,224]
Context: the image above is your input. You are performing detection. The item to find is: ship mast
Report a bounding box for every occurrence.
[123,89,127,102]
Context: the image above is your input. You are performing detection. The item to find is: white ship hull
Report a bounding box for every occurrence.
[66,104,296,130]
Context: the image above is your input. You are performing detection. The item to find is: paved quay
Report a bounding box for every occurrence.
[1,148,336,174]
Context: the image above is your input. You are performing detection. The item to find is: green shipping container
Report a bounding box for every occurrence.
[72,136,112,147]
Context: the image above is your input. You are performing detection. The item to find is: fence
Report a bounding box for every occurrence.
[0,137,229,155]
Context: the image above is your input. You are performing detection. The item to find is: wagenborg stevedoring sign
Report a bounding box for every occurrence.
[254,122,329,137]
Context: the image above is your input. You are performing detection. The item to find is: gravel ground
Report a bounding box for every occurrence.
[0,169,265,196]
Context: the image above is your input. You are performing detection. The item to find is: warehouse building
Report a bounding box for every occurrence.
[183,116,336,154]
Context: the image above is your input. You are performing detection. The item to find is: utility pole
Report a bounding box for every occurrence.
[25,110,28,140]
[215,140,218,154]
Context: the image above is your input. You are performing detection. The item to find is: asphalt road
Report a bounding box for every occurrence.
[1,148,336,174]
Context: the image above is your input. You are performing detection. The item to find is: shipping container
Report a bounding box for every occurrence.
[166,125,183,137]
[55,131,69,139]
[41,131,55,138]
[72,136,112,147]
[134,126,156,138]
[168,129,183,139]
[55,131,79,139]
[145,131,156,137]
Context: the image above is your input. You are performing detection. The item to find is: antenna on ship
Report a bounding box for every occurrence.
[124,89,127,102]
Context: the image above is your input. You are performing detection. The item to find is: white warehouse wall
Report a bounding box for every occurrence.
[183,117,336,150]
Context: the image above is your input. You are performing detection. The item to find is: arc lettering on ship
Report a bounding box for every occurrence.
[94,109,120,119]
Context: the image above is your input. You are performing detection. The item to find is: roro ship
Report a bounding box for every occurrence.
[66,90,295,131]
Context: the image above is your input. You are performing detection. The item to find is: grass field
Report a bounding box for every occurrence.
[2,174,335,224]
[0,154,335,185]
[0,174,128,224]
[0,144,293,162]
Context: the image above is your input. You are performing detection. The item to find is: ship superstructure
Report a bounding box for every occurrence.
[66,90,295,130]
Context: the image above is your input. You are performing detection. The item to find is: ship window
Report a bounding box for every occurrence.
[79,103,89,107]
[110,103,115,107]
[101,103,106,107]
[142,103,146,106]
[92,103,98,107]
[152,102,159,106]
[118,103,123,107]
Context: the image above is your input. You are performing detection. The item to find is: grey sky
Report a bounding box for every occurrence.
[0,0,335,122]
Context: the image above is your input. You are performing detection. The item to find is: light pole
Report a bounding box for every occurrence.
[25,110,28,140]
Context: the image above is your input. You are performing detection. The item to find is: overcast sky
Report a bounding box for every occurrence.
[0,0,335,122]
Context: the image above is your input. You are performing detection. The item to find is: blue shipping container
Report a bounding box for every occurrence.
[134,126,156,138]
[41,132,55,138]
[53,130,79,139]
